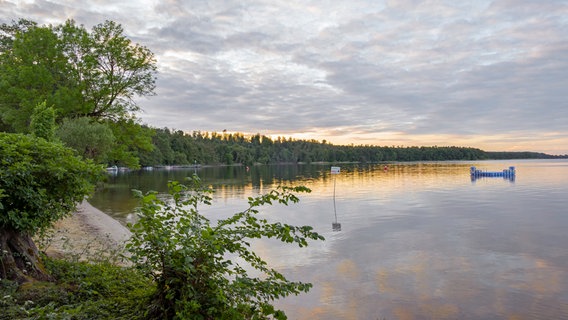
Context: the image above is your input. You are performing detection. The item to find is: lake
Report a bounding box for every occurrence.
[90,160,568,319]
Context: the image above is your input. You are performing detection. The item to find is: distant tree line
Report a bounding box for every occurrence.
[139,128,484,166]
[485,151,567,160]
[136,128,566,167]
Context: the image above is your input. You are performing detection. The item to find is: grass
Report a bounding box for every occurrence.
[0,256,154,320]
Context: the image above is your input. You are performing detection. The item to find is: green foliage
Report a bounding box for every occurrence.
[56,117,154,168]
[485,151,566,159]
[29,101,56,141]
[106,119,155,168]
[0,19,157,168]
[0,258,153,320]
[0,133,103,234]
[0,19,157,130]
[53,20,157,120]
[0,19,37,52]
[0,23,71,132]
[127,175,324,319]
[57,117,115,164]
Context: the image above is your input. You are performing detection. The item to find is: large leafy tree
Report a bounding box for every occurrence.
[0,19,157,126]
[0,19,157,167]
[0,133,103,283]
[105,119,155,168]
[54,20,157,120]
[0,21,73,132]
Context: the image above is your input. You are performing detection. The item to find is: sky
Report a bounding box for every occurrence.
[2,0,568,155]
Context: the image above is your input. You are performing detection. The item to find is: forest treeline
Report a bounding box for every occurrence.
[137,128,567,167]
[485,151,566,160]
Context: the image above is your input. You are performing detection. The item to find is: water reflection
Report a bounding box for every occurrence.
[471,174,516,183]
[331,167,342,232]
[90,160,568,319]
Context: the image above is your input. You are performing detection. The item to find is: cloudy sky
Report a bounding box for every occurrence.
[2,0,567,154]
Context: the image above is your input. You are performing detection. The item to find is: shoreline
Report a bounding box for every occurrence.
[42,200,132,261]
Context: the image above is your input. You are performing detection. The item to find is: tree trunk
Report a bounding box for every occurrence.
[0,228,53,283]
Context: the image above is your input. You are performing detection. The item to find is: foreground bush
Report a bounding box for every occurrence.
[0,133,103,283]
[127,175,324,319]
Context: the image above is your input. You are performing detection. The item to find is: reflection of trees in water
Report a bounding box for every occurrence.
[91,162,476,221]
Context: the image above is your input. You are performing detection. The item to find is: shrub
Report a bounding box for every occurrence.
[0,132,103,282]
[127,174,324,319]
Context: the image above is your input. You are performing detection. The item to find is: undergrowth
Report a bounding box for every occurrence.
[0,256,153,320]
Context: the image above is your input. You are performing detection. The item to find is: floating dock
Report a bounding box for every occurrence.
[470,166,516,178]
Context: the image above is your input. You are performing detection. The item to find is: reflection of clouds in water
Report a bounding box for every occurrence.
[319,281,337,305]
[279,236,568,319]
[336,259,360,281]
[310,162,477,201]
[386,250,566,319]
[525,259,563,295]
[374,252,464,319]
[250,232,337,272]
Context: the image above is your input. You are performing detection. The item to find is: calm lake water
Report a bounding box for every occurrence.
[90,160,568,320]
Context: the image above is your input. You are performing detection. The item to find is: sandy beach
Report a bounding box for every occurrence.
[41,200,132,261]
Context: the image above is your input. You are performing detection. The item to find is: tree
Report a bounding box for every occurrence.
[57,117,115,164]
[0,18,37,52]
[0,22,72,132]
[106,119,155,168]
[54,20,157,120]
[0,19,157,128]
[0,133,103,283]
[127,175,324,319]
